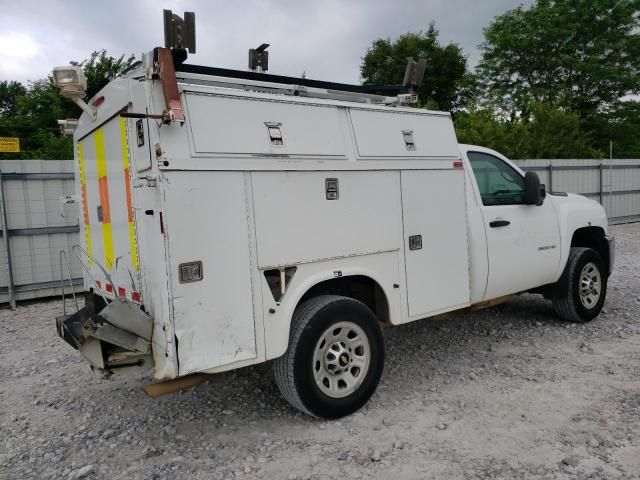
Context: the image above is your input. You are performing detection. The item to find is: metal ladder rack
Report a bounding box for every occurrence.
[174,66,402,105]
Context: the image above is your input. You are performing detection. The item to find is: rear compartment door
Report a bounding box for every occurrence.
[77,115,140,301]
[401,169,471,317]
[162,171,257,375]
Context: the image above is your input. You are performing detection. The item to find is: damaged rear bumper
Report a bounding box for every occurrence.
[56,294,154,374]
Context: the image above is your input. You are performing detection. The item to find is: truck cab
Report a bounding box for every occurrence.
[460,144,613,306]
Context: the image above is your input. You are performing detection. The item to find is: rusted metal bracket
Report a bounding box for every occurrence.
[154,47,185,124]
[470,295,512,311]
[143,373,208,398]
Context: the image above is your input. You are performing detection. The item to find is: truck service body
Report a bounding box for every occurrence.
[56,46,613,418]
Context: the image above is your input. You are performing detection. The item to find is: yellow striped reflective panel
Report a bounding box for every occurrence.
[77,141,93,264]
[120,117,138,271]
[94,128,114,270]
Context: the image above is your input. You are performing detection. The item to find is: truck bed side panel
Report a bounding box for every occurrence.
[251,171,403,268]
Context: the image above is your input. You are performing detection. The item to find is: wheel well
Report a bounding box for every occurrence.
[298,275,390,324]
[535,226,609,300]
[571,226,609,269]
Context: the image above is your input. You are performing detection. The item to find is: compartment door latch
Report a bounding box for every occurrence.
[408,234,422,250]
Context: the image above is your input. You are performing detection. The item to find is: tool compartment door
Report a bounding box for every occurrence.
[162,171,256,375]
[350,109,459,158]
[401,169,471,318]
[185,94,347,157]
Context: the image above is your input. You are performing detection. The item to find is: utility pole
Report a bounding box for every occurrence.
[608,140,613,225]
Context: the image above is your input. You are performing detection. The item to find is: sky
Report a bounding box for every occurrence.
[0,0,534,85]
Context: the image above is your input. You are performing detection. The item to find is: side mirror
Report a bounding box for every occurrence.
[524,171,546,206]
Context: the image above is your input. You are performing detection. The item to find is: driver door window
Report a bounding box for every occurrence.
[468,152,525,206]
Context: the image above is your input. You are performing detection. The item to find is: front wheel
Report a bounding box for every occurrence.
[273,295,385,419]
[553,247,607,322]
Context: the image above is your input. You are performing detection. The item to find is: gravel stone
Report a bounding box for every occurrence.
[69,465,95,479]
[1,223,639,480]
[382,417,395,427]
[561,455,581,467]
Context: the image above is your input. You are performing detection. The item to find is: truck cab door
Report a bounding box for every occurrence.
[464,149,561,300]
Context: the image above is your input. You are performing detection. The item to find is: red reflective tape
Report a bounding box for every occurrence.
[453,160,464,169]
[118,287,126,297]
[96,280,102,289]
[81,184,90,225]
[105,283,113,293]
[132,292,141,302]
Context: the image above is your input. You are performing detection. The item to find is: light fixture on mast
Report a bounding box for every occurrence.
[51,66,96,120]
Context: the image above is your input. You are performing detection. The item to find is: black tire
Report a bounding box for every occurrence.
[273,295,385,419]
[553,247,607,323]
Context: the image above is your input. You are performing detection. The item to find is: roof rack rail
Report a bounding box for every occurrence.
[175,63,410,97]
[159,11,425,106]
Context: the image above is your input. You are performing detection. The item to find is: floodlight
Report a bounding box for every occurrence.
[402,57,427,90]
[164,9,196,53]
[53,66,86,93]
[52,66,95,119]
[249,43,270,72]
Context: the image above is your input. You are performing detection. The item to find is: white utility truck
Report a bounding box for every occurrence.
[53,12,613,418]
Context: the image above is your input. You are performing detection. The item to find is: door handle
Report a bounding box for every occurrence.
[489,219,510,228]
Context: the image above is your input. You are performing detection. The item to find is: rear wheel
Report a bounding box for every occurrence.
[274,295,385,419]
[553,247,607,322]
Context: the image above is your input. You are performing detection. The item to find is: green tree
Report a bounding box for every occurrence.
[454,103,598,159]
[586,101,640,158]
[0,81,27,117]
[479,0,640,119]
[525,104,598,158]
[0,50,135,160]
[360,25,472,112]
[0,78,73,159]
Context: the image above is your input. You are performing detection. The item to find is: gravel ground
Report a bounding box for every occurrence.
[1,223,639,480]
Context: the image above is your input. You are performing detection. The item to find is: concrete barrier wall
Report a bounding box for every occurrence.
[514,159,640,224]
[0,160,83,307]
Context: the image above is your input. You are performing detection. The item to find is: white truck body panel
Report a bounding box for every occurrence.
[251,170,402,269]
[163,171,258,374]
[68,69,609,381]
[401,170,470,317]
[187,94,348,157]
[349,108,459,158]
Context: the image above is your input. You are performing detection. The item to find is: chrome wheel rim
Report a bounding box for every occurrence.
[579,262,601,309]
[312,321,371,398]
